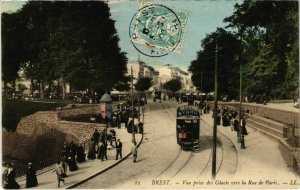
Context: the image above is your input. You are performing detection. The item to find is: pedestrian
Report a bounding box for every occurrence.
[2,163,9,189]
[67,142,78,171]
[125,111,129,127]
[25,162,38,188]
[203,101,207,114]
[76,145,86,163]
[92,129,100,147]
[61,156,68,177]
[131,142,138,163]
[6,163,20,189]
[61,142,68,177]
[53,161,65,188]
[241,117,248,136]
[233,118,240,139]
[97,141,104,160]
[101,141,108,161]
[110,129,117,146]
[87,139,96,160]
[115,139,123,160]
[207,104,210,113]
[104,141,108,160]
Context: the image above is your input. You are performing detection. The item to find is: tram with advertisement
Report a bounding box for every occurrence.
[176,105,200,149]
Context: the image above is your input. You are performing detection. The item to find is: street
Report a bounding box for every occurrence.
[75,100,286,189]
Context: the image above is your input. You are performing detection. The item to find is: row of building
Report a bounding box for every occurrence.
[127,60,195,93]
[5,60,195,97]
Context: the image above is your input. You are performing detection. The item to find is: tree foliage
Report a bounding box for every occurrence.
[2,12,26,88]
[2,1,128,97]
[134,77,152,92]
[113,75,131,92]
[189,28,242,99]
[189,1,298,101]
[163,79,182,93]
[224,0,299,100]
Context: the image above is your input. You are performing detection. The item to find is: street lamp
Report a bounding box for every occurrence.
[212,41,218,178]
[131,66,136,143]
[238,35,245,149]
[200,71,203,115]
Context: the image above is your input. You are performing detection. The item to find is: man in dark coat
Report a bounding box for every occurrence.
[92,129,100,145]
[241,117,248,135]
[26,163,38,188]
[233,118,240,139]
[115,139,123,160]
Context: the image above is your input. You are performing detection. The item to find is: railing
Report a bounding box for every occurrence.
[15,138,92,179]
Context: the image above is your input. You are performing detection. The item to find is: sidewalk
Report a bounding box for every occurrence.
[17,127,143,189]
[200,112,296,179]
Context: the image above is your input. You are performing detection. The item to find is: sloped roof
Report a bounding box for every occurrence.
[100,93,112,103]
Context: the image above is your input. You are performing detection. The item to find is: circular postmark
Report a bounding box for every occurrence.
[129,4,182,57]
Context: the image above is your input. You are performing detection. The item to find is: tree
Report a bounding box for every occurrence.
[245,45,280,101]
[224,0,299,100]
[1,12,27,95]
[134,77,152,92]
[2,1,128,98]
[189,28,242,99]
[163,79,182,93]
[114,76,131,92]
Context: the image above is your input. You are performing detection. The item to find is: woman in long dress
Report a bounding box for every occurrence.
[76,145,86,163]
[87,140,96,160]
[6,164,20,189]
[25,163,38,188]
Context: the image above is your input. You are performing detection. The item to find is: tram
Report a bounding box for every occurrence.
[176,105,200,148]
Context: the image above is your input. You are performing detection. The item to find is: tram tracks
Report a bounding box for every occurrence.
[155,148,193,180]
[154,117,238,181]
[200,119,239,177]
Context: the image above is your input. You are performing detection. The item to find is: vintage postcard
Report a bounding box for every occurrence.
[1,0,299,189]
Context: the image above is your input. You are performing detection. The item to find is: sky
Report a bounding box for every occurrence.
[109,0,238,70]
[1,0,239,70]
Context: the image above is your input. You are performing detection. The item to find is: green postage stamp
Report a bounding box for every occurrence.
[129,3,190,57]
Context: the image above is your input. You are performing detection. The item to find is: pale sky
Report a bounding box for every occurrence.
[1,0,239,70]
[109,0,238,70]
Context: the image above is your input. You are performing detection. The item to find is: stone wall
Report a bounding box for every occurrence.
[57,102,124,120]
[207,102,299,132]
[3,126,66,162]
[57,105,100,120]
[3,106,107,163]
[207,101,300,174]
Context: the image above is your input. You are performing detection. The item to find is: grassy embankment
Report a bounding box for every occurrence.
[2,98,67,131]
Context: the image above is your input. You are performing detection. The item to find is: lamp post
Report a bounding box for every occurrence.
[212,41,218,179]
[131,66,136,143]
[200,71,203,115]
[238,35,245,149]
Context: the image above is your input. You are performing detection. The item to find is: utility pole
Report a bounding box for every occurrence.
[239,36,245,149]
[131,66,135,143]
[212,41,218,179]
[200,71,203,115]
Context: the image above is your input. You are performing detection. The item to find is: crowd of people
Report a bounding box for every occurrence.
[1,130,130,189]
[200,102,249,147]
[2,101,142,189]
